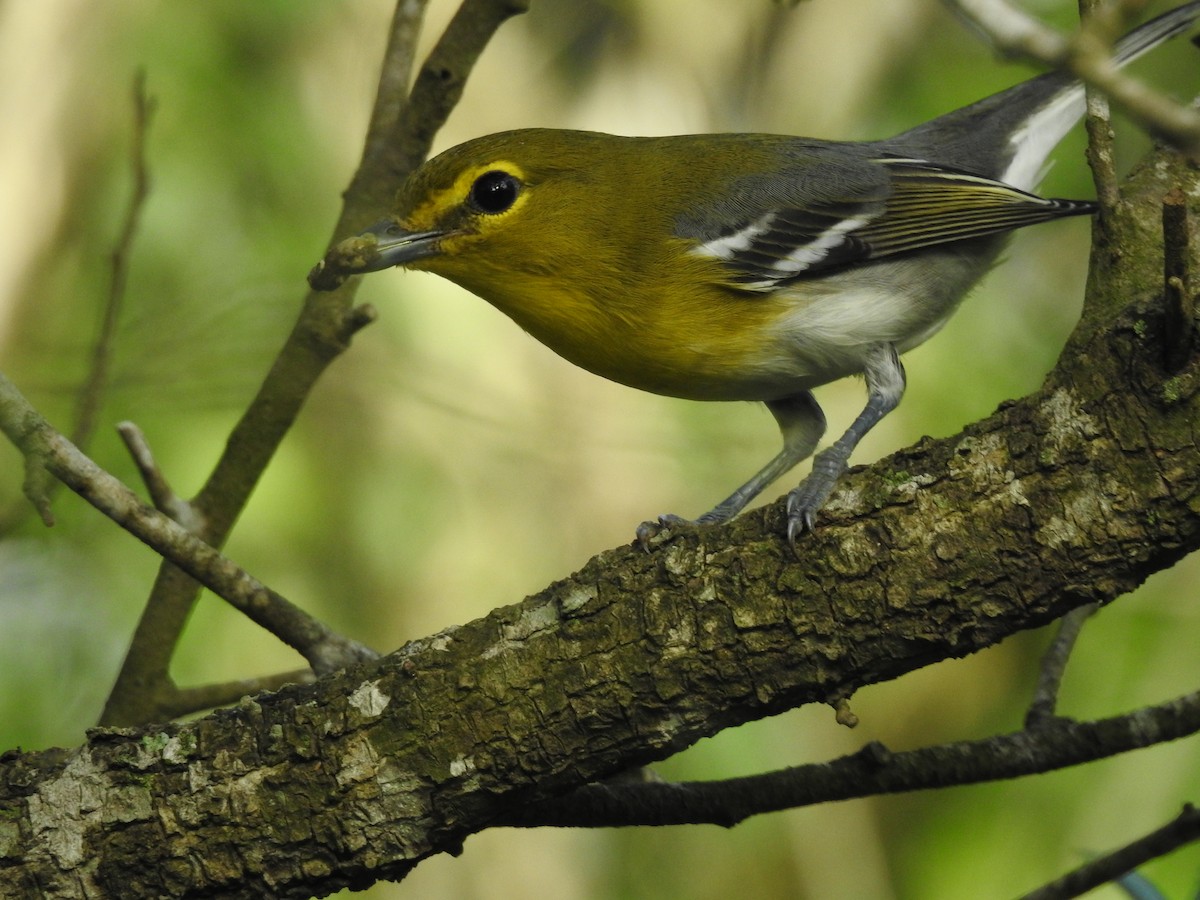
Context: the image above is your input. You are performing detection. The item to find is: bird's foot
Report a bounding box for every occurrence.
[635,514,691,552]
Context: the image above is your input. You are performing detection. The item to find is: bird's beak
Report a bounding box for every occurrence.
[352,219,447,271]
[308,218,451,291]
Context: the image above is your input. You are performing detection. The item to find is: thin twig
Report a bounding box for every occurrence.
[356,0,435,203]
[0,370,377,675]
[117,421,202,531]
[1025,603,1098,729]
[1082,90,1119,210]
[1019,803,1200,900]
[72,71,154,452]
[1079,0,1121,210]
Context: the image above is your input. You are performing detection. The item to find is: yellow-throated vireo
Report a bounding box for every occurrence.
[313,3,1200,547]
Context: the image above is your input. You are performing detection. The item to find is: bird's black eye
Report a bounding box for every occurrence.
[468,170,521,214]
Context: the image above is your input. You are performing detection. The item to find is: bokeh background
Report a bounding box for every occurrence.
[1,1,1198,897]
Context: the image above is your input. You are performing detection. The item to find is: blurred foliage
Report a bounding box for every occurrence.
[1,1,1199,898]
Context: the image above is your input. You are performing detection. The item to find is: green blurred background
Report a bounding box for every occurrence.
[1,1,1198,897]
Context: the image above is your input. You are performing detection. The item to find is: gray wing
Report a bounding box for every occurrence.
[677,152,1095,292]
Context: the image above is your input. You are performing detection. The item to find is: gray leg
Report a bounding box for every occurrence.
[786,342,905,543]
[636,391,826,548]
[696,391,827,523]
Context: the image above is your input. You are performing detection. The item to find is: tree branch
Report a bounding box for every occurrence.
[497,690,1200,828]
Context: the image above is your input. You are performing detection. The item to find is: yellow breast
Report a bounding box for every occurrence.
[425,241,806,401]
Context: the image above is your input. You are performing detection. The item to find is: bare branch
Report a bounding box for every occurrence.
[116,421,201,531]
[72,71,154,453]
[499,688,1200,828]
[0,370,376,675]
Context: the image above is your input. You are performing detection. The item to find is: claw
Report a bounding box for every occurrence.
[785,506,818,551]
[785,480,827,550]
[786,515,804,551]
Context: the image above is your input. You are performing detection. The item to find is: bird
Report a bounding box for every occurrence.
[312,2,1200,548]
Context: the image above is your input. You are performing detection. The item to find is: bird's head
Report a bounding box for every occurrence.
[327,129,660,295]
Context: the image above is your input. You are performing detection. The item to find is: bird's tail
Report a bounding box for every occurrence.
[891,2,1200,189]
